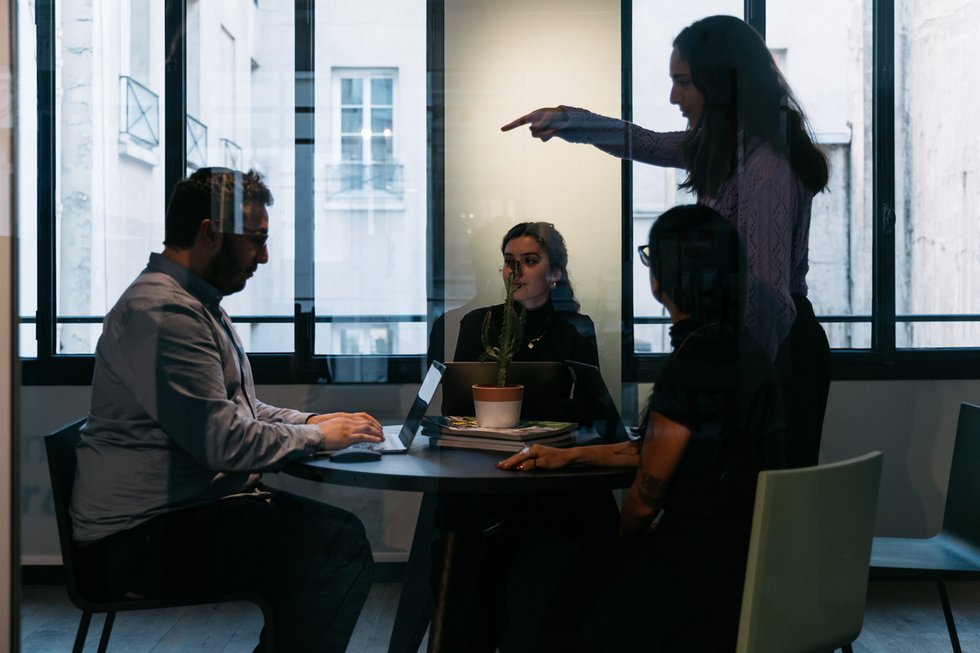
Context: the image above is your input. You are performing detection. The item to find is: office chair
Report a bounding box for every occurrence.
[44,419,275,653]
[870,402,980,653]
[737,452,883,653]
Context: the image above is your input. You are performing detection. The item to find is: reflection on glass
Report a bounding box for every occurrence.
[53,0,166,354]
[631,1,741,354]
[633,1,873,353]
[894,0,980,347]
[16,0,38,358]
[315,4,426,357]
[768,0,872,351]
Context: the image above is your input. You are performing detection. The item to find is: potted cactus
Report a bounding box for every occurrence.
[472,262,526,427]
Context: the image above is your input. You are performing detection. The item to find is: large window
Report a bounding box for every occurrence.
[893,0,980,349]
[627,0,980,379]
[22,0,429,383]
[18,0,980,383]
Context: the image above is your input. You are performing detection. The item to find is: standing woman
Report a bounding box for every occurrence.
[502,14,830,468]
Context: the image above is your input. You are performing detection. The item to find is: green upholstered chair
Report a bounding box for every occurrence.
[736,452,883,653]
[870,402,980,653]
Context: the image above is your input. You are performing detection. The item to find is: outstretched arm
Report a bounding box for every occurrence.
[502,105,687,168]
[500,106,571,142]
[497,439,640,471]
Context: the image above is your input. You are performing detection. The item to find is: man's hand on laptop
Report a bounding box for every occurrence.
[309,412,384,450]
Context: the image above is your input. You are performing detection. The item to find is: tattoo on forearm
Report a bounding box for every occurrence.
[637,472,667,509]
[613,442,640,457]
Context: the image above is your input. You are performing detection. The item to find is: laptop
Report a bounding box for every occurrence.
[326,360,446,457]
[564,359,633,443]
[440,361,572,420]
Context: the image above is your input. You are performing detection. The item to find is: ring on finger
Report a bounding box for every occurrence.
[520,446,530,455]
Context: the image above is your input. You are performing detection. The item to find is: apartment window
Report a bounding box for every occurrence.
[331,71,401,197]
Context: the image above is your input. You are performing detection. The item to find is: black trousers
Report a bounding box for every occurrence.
[775,294,832,468]
[75,489,374,653]
[433,490,620,653]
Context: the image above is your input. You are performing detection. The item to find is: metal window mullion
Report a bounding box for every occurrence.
[164,1,187,207]
[37,0,57,361]
[295,0,315,364]
[426,0,446,368]
[620,0,636,381]
[745,0,766,38]
[872,0,896,358]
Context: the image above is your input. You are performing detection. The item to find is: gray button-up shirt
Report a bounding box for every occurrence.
[71,253,323,542]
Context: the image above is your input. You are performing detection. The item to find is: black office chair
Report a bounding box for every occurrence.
[44,419,276,653]
[869,402,980,653]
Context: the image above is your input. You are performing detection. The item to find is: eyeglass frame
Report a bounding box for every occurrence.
[637,244,651,267]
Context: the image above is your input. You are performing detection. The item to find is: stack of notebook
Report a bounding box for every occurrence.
[422,416,578,453]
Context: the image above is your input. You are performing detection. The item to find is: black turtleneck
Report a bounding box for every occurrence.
[454,299,598,368]
[452,299,600,423]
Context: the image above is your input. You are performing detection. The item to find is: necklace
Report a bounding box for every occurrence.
[525,311,553,350]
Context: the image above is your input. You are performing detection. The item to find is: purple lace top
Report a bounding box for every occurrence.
[559,106,813,359]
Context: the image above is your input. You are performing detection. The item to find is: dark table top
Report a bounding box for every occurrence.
[283,434,635,493]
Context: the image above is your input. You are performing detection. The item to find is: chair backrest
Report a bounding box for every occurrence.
[736,451,883,653]
[942,403,980,543]
[44,419,89,608]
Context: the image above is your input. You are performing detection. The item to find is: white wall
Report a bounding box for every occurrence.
[20,378,980,566]
[441,0,623,397]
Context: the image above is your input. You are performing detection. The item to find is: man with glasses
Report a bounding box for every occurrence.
[71,167,383,652]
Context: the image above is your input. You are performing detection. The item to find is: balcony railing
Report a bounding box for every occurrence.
[186,115,208,170]
[120,75,159,148]
[220,138,243,169]
[326,162,404,199]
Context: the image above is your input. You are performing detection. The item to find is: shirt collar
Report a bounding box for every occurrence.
[147,252,224,309]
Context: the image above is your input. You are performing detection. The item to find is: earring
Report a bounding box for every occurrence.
[550,281,557,289]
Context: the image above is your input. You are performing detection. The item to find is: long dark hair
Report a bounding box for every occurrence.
[501,222,580,312]
[648,205,743,331]
[673,15,829,196]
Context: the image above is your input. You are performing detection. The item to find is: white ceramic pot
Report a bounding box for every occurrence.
[471,384,524,428]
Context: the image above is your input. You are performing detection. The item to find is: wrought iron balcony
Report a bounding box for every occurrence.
[186,115,208,170]
[220,138,243,169]
[120,75,159,148]
[326,162,404,199]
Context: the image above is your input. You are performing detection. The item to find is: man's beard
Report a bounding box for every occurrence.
[206,238,249,295]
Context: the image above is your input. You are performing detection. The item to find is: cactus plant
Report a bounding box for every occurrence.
[480,261,526,386]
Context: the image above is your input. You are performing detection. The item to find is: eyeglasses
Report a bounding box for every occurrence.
[239,229,269,249]
[637,245,651,267]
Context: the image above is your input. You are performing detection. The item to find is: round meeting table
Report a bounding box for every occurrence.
[284,432,635,653]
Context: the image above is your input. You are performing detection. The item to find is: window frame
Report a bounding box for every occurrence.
[24,0,444,385]
[25,0,980,385]
[622,0,980,383]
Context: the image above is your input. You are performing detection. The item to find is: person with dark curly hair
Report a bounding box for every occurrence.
[72,167,382,653]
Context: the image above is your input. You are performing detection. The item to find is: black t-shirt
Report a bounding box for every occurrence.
[648,318,785,525]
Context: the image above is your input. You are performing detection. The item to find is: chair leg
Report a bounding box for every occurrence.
[96,611,116,653]
[73,611,93,653]
[937,580,963,653]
